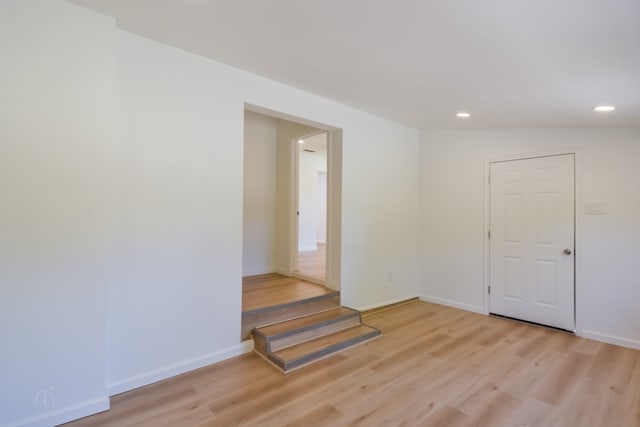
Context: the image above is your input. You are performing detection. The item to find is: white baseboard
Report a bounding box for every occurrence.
[418,297,640,350]
[5,397,109,427]
[107,341,254,396]
[578,329,640,350]
[356,295,419,312]
[325,280,340,291]
[242,267,276,277]
[419,295,486,315]
[274,267,290,276]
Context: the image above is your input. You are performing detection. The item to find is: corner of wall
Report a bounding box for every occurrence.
[419,295,487,315]
[577,330,640,351]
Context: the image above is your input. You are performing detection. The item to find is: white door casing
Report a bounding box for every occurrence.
[489,154,575,330]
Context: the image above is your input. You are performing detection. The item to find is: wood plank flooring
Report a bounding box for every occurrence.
[297,243,326,281]
[63,301,640,427]
[242,273,334,313]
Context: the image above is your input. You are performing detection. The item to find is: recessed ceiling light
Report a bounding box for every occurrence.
[594,105,615,112]
[456,112,470,118]
[297,139,304,144]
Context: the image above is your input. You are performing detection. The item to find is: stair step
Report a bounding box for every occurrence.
[270,324,381,372]
[256,306,359,339]
[241,294,340,340]
[242,292,340,318]
[255,307,361,353]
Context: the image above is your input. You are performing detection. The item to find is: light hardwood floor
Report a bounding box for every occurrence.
[64,301,640,427]
[297,243,326,281]
[242,273,334,313]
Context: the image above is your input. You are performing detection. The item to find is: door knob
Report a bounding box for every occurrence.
[563,248,572,255]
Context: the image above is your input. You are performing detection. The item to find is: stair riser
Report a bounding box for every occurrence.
[256,307,359,337]
[281,330,381,372]
[242,295,340,339]
[253,332,268,358]
[269,315,362,352]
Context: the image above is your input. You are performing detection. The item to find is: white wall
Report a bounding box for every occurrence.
[340,125,422,310]
[243,111,278,276]
[317,171,328,244]
[420,128,640,349]
[0,1,114,425]
[326,130,344,291]
[106,26,248,396]
[0,2,422,425]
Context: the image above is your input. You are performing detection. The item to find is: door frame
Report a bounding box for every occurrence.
[243,103,342,291]
[291,129,329,285]
[290,129,342,291]
[483,149,582,333]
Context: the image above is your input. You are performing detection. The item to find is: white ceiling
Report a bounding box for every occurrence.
[70,0,640,129]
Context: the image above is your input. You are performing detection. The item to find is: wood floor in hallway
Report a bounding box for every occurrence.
[296,243,326,281]
[242,273,334,313]
[63,300,640,427]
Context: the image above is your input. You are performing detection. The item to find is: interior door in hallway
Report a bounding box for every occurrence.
[489,154,575,330]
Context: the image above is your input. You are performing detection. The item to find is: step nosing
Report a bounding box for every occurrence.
[249,306,343,332]
[281,329,381,371]
[261,312,360,341]
[242,292,340,318]
[266,353,286,369]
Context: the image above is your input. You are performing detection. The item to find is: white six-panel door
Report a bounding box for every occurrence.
[489,154,575,330]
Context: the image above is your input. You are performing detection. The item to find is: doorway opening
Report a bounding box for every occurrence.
[241,105,343,340]
[487,153,575,331]
[294,130,328,283]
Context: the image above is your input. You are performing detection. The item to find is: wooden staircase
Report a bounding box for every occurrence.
[243,292,381,373]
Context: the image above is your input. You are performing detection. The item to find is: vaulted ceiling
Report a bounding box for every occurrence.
[71,0,640,129]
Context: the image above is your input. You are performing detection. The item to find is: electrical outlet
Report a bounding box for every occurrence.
[387,272,393,282]
[585,202,606,215]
